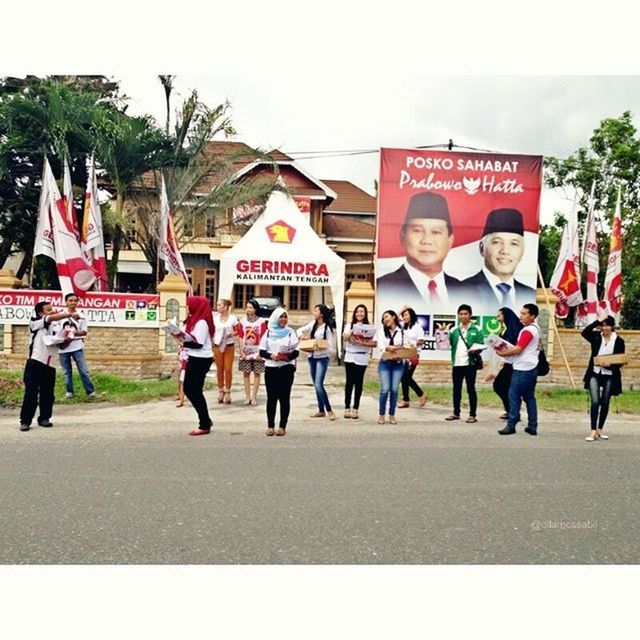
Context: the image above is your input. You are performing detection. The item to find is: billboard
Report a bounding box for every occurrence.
[375,148,542,359]
[0,290,160,327]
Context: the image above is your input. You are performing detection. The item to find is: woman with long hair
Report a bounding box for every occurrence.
[297,304,336,421]
[490,306,524,419]
[581,312,626,442]
[213,298,238,404]
[259,307,300,436]
[237,299,267,406]
[180,296,215,436]
[397,306,427,409]
[376,309,408,425]
[342,304,377,419]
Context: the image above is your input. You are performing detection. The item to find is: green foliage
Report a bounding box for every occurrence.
[544,111,640,328]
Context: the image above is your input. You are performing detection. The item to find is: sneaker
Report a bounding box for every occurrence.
[498,427,516,435]
[19,423,30,432]
[88,392,96,398]
[65,392,74,399]
[38,420,53,428]
[524,427,537,436]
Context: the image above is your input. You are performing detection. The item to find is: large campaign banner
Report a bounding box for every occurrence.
[376,148,542,359]
[0,290,160,327]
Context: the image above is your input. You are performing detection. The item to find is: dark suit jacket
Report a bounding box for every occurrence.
[376,265,466,313]
[460,271,535,314]
[581,320,625,396]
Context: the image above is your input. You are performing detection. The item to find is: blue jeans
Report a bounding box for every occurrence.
[378,359,405,416]
[59,349,95,395]
[309,356,332,412]
[507,368,538,431]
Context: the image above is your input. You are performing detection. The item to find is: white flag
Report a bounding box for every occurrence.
[159,175,190,286]
[582,183,599,324]
[33,158,56,260]
[63,157,80,240]
[82,153,109,291]
[44,161,97,296]
[601,188,623,322]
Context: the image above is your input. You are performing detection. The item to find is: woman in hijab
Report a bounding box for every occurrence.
[491,306,523,419]
[180,296,215,436]
[259,307,300,436]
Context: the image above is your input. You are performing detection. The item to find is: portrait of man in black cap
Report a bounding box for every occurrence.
[461,208,536,313]
[376,191,465,314]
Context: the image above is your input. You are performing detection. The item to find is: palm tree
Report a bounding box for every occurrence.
[159,75,176,135]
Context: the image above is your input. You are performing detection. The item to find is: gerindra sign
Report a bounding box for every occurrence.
[237,259,329,277]
[266,220,296,243]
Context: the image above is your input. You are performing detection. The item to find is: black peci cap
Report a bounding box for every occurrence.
[404,192,452,233]
[483,208,524,236]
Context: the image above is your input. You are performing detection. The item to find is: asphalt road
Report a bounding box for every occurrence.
[1,382,638,564]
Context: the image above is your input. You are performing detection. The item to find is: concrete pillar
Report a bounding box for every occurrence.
[156,274,191,354]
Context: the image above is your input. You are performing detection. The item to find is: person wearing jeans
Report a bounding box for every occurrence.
[376,310,408,424]
[297,304,336,421]
[398,307,427,409]
[494,303,541,436]
[581,313,625,442]
[58,292,95,398]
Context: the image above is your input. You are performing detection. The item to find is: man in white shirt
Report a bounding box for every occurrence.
[494,303,541,436]
[58,292,96,398]
[461,208,536,315]
[20,301,75,431]
[376,192,466,315]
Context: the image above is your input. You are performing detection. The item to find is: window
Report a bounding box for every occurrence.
[289,286,309,311]
[233,285,255,310]
[205,214,215,237]
[204,269,216,308]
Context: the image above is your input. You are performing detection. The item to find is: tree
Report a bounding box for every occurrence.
[543,111,640,328]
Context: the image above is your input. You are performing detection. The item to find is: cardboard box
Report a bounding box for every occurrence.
[299,338,329,352]
[381,346,418,360]
[594,353,628,366]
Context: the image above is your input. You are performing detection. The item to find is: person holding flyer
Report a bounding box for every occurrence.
[397,306,427,409]
[237,299,267,406]
[342,304,377,419]
[259,307,299,436]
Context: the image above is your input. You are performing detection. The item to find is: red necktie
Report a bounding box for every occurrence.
[428,279,441,306]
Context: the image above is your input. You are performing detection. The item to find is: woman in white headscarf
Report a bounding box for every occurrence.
[258,307,300,436]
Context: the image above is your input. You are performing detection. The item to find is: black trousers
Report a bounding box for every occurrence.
[588,373,614,430]
[401,362,424,401]
[265,365,295,429]
[184,356,213,429]
[20,359,56,426]
[452,365,478,417]
[344,362,367,409]
[493,363,513,413]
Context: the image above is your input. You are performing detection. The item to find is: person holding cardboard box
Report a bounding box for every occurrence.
[581,312,626,442]
[342,304,377,419]
[297,304,336,421]
[397,307,427,409]
[376,310,411,425]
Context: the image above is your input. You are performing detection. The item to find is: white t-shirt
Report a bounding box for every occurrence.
[184,319,213,358]
[213,313,238,347]
[343,322,374,367]
[593,332,617,376]
[28,316,64,367]
[237,316,267,359]
[454,326,471,367]
[259,328,299,368]
[296,320,335,359]
[376,327,409,356]
[513,324,540,372]
[58,312,88,354]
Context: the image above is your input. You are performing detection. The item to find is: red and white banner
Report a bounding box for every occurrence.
[63,157,80,240]
[601,189,623,322]
[33,159,56,261]
[159,175,190,287]
[580,184,599,325]
[82,153,109,291]
[550,196,583,318]
[0,289,159,327]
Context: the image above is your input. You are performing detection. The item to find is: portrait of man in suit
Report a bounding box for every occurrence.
[376,191,465,314]
[461,207,536,314]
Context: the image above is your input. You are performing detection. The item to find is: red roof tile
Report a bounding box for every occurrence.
[323,214,375,240]
[322,180,377,214]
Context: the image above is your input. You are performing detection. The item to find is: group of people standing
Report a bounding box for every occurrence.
[18,295,625,443]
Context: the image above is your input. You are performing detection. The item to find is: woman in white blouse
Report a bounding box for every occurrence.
[397,307,427,409]
[297,304,336,421]
[376,310,408,425]
[213,298,238,404]
[581,312,626,442]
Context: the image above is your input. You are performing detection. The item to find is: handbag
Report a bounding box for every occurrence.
[537,348,550,376]
[460,330,483,370]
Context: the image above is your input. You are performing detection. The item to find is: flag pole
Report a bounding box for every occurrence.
[537,264,577,389]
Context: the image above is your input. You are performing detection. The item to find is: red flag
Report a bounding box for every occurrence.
[63,157,81,241]
[159,175,191,289]
[82,153,109,291]
[601,189,623,322]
